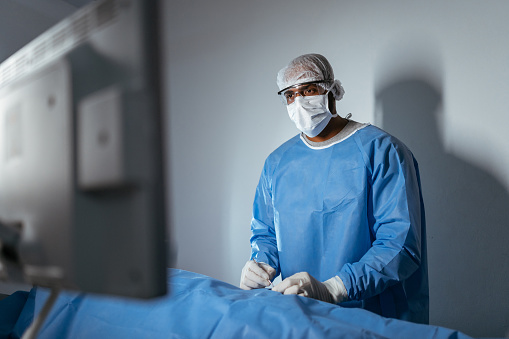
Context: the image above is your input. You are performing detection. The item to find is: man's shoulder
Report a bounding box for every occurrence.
[355,124,410,151]
[267,134,302,159]
[262,134,301,172]
[355,124,390,140]
[354,125,416,171]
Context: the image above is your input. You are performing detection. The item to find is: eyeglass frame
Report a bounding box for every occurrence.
[277,79,333,96]
[277,80,333,105]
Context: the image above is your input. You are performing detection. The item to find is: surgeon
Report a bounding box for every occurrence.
[239,54,429,324]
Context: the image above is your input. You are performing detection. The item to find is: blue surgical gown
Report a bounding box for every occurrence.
[250,124,429,323]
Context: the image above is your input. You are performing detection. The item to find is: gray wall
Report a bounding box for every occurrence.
[1,0,508,337]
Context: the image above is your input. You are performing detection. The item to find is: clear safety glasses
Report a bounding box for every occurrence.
[277,80,332,105]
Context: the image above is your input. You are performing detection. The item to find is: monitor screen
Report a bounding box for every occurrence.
[0,0,168,299]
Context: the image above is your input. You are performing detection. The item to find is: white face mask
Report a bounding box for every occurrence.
[286,94,337,137]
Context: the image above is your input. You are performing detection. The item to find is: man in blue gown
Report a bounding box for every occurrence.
[240,54,429,324]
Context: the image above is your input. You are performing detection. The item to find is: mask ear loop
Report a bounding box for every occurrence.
[321,82,349,120]
[321,84,338,118]
[329,98,338,118]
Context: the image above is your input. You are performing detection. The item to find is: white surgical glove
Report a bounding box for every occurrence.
[322,276,349,304]
[240,260,276,290]
[273,272,348,304]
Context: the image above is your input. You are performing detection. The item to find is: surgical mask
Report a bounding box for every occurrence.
[286,94,337,137]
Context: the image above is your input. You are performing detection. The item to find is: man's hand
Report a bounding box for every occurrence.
[273,272,335,303]
[240,260,276,290]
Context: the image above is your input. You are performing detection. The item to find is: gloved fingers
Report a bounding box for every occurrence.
[247,261,271,282]
[240,273,267,289]
[272,277,293,293]
[240,274,267,290]
[282,284,303,295]
[258,262,277,279]
[273,271,311,293]
[273,276,302,293]
[239,282,251,290]
[240,260,272,290]
[273,271,334,303]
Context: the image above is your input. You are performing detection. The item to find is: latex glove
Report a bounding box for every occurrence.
[240,260,276,290]
[273,272,348,304]
[322,276,349,304]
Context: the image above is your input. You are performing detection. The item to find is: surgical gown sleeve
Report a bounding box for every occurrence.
[337,135,423,302]
[250,159,280,276]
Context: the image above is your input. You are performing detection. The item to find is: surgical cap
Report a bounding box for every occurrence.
[276,54,345,101]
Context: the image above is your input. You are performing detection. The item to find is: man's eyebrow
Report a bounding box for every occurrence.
[288,84,314,91]
[285,88,299,93]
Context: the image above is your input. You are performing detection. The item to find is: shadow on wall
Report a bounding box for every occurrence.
[376,80,509,338]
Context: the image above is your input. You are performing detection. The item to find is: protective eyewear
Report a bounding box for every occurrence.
[277,80,332,105]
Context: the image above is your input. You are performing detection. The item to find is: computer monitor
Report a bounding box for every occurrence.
[0,0,168,299]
